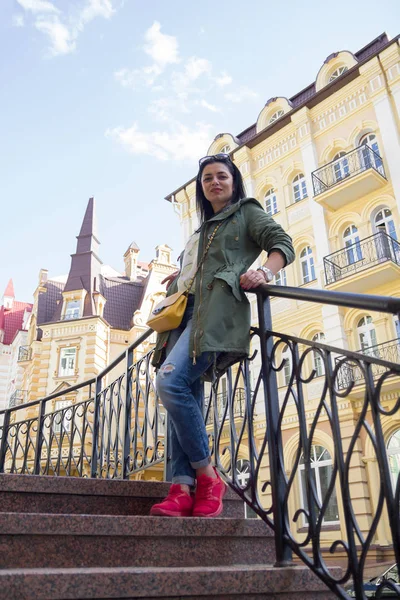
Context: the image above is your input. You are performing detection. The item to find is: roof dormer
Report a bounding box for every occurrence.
[207,133,239,157]
[315,51,357,92]
[256,97,293,134]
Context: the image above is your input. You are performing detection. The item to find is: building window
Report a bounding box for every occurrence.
[274,269,287,286]
[373,208,397,240]
[292,174,308,203]
[269,110,284,124]
[387,429,400,492]
[360,133,384,174]
[282,344,292,386]
[300,246,316,283]
[59,347,77,377]
[312,332,325,377]
[333,152,350,181]
[264,188,278,216]
[64,300,80,320]
[357,316,378,354]
[53,399,73,434]
[220,144,231,154]
[394,316,400,340]
[328,66,348,83]
[299,445,339,523]
[343,225,362,265]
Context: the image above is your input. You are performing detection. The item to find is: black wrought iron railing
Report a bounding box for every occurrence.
[312,144,386,196]
[335,338,400,390]
[8,390,28,408]
[1,285,399,599]
[17,346,31,361]
[324,231,400,284]
[205,388,246,425]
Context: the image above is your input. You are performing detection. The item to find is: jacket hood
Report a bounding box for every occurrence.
[195,197,262,231]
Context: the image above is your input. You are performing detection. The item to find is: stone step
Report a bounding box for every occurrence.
[0,565,340,599]
[0,473,244,518]
[0,513,274,569]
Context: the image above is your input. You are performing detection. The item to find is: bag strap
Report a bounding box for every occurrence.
[185,223,221,294]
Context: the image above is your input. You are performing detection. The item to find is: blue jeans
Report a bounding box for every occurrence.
[156,298,217,486]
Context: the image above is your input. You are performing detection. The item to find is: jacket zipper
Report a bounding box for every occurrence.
[192,226,208,364]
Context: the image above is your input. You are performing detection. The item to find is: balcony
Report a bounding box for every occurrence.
[206,388,246,424]
[336,339,400,390]
[17,346,32,362]
[324,231,400,291]
[312,145,386,210]
[8,390,28,408]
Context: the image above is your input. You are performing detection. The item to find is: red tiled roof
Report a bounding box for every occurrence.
[1,300,33,345]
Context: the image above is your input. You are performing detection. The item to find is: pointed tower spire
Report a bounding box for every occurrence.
[2,279,15,310]
[4,279,15,299]
[58,197,103,319]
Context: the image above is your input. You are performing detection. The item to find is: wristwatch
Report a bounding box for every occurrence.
[257,266,274,282]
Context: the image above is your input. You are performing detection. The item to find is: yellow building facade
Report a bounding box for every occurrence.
[165,32,400,566]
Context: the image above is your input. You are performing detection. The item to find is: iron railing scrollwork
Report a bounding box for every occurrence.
[312,144,386,197]
[1,285,399,599]
[324,231,400,285]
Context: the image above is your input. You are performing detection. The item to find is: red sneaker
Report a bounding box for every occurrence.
[150,484,194,517]
[192,468,227,518]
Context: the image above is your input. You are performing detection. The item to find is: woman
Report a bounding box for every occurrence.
[150,153,295,518]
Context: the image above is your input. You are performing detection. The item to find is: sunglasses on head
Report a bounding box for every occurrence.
[198,153,232,167]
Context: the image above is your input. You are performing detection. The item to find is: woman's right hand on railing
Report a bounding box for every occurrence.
[161,270,180,290]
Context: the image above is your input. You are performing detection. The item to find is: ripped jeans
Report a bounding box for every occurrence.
[156,297,217,486]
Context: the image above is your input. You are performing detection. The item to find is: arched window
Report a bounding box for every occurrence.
[264,188,278,216]
[373,208,397,240]
[360,133,384,174]
[357,316,378,354]
[292,174,308,203]
[269,110,284,124]
[343,225,362,265]
[220,144,231,154]
[274,269,287,286]
[333,151,350,182]
[299,445,339,523]
[282,344,292,386]
[300,246,316,283]
[328,66,348,83]
[387,430,400,492]
[236,459,257,518]
[312,332,325,377]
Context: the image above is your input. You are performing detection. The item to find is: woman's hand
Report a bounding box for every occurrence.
[161,270,180,290]
[240,269,267,290]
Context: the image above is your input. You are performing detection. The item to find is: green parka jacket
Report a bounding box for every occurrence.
[152,197,295,374]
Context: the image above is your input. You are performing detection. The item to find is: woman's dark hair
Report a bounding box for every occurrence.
[196,157,247,224]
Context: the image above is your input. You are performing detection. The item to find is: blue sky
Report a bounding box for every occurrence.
[1,0,399,301]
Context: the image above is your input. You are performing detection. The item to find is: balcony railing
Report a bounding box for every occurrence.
[324,231,400,284]
[1,285,400,599]
[17,346,31,361]
[205,388,246,424]
[8,390,27,408]
[312,144,386,196]
[336,338,400,390]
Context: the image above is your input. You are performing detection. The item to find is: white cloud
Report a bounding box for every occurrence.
[185,57,211,81]
[224,87,259,103]
[35,17,76,55]
[144,21,180,70]
[106,121,213,162]
[215,71,232,87]
[16,0,59,14]
[15,0,117,56]
[12,14,25,27]
[199,100,220,113]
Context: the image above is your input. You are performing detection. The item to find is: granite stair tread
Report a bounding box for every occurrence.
[0,565,340,599]
[0,474,243,518]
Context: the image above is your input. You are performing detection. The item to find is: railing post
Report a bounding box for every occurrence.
[90,376,103,478]
[33,400,46,475]
[122,347,133,479]
[256,291,292,566]
[0,409,11,473]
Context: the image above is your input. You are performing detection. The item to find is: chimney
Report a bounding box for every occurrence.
[124,242,140,281]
